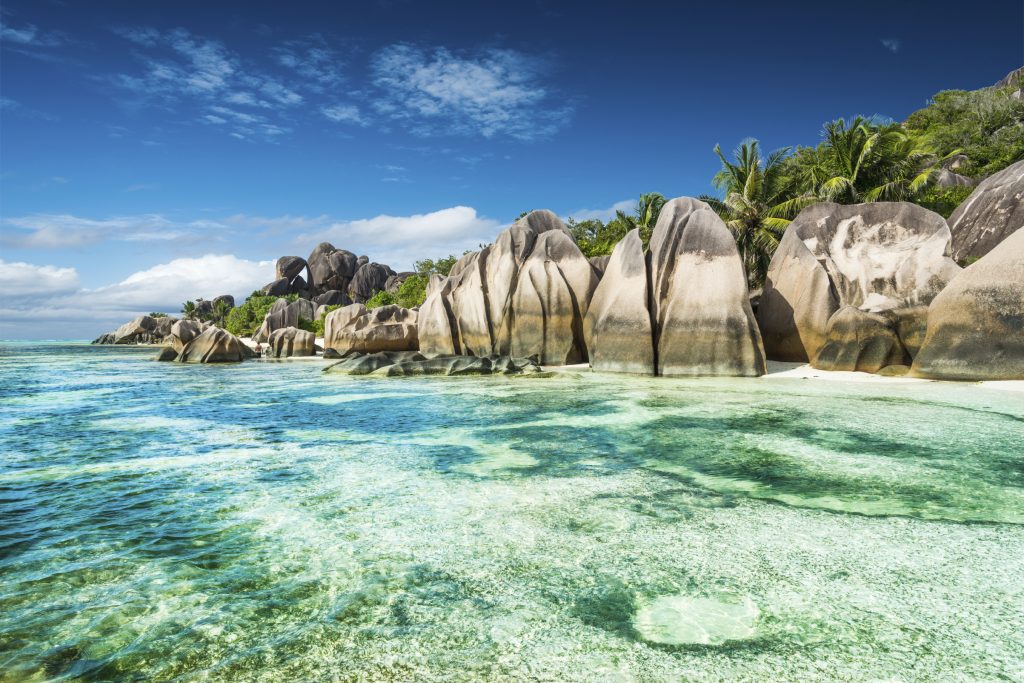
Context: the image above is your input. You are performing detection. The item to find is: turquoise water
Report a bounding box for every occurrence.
[1,342,1022,681]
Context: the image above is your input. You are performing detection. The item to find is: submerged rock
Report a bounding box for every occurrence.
[757,202,961,369]
[911,228,1024,380]
[586,197,765,376]
[948,159,1024,262]
[323,351,540,376]
[267,326,316,358]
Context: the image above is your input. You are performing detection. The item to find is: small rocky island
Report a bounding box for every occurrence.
[94,160,1024,382]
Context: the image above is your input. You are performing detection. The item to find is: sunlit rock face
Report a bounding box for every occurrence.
[253,298,317,343]
[912,228,1024,380]
[585,198,765,376]
[418,210,599,365]
[163,326,253,363]
[758,202,961,369]
[267,326,316,358]
[323,303,418,357]
[949,160,1024,262]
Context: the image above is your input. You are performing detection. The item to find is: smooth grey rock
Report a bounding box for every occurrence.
[323,351,427,375]
[588,255,611,276]
[995,66,1024,89]
[113,315,158,344]
[267,326,316,357]
[92,333,116,344]
[911,228,1024,380]
[758,202,961,364]
[276,256,307,283]
[262,277,291,296]
[949,160,1024,262]
[584,230,654,374]
[174,326,253,363]
[655,206,766,377]
[348,262,394,303]
[385,272,416,293]
[814,306,907,373]
[323,303,417,355]
[417,274,460,355]
[212,294,235,310]
[934,169,975,188]
[169,320,202,352]
[254,298,316,342]
[314,290,349,307]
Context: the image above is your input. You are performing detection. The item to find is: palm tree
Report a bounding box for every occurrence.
[213,299,230,327]
[701,140,816,287]
[181,300,197,320]
[607,192,667,248]
[796,116,952,203]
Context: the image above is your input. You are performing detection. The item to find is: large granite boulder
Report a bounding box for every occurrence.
[585,198,765,376]
[757,202,961,367]
[348,262,395,303]
[253,298,317,342]
[322,351,428,375]
[267,326,316,358]
[948,160,1024,262]
[91,333,116,344]
[169,319,202,351]
[308,243,359,294]
[510,230,600,364]
[313,290,349,307]
[166,326,253,363]
[113,315,158,344]
[418,210,599,365]
[262,277,291,296]
[323,303,418,356]
[276,256,308,283]
[813,306,907,373]
[153,316,178,340]
[583,230,654,374]
[911,228,1024,380]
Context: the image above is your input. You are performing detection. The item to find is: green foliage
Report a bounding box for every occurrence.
[296,317,317,334]
[311,305,342,336]
[701,140,816,287]
[565,194,666,258]
[149,312,168,318]
[916,184,975,218]
[212,299,231,326]
[905,84,1024,178]
[223,293,297,337]
[181,301,197,320]
[414,255,459,276]
[365,290,396,309]
[394,273,429,308]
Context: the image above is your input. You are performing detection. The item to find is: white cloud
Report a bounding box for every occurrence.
[1,213,228,248]
[0,260,80,296]
[370,44,572,139]
[567,199,634,223]
[275,35,344,91]
[0,19,63,47]
[0,255,273,339]
[321,104,367,125]
[294,205,501,269]
[881,39,901,53]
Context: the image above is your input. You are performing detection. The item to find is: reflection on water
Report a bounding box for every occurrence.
[1,342,1022,681]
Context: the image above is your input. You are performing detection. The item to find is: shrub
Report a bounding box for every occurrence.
[312,305,342,336]
[365,291,396,309]
[149,312,169,318]
[916,185,975,219]
[224,292,300,337]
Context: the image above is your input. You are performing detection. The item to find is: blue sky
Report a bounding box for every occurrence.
[1,0,1021,338]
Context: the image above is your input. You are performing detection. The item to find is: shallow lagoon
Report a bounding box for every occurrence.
[1,343,1022,681]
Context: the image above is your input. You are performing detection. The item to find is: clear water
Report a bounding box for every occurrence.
[1,342,1022,681]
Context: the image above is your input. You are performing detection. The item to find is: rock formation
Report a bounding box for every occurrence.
[253,298,317,342]
[418,210,598,365]
[349,262,396,303]
[948,160,1024,262]
[757,202,961,370]
[112,315,158,344]
[911,228,1024,380]
[157,326,253,363]
[323,304,418,357]
[308,243,359,293]
[585,198,765,376]
[324,351,541,376]
[267,326,316,357]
